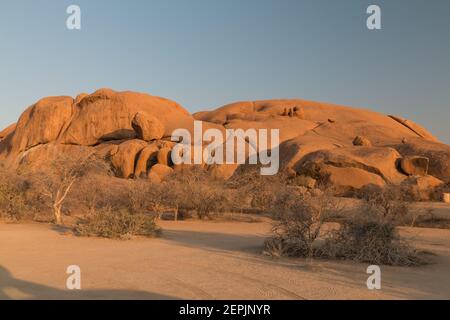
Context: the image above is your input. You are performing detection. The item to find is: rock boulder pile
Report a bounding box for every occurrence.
[1,89,448,198]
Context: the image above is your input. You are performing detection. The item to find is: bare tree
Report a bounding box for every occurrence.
[34,152,105,225]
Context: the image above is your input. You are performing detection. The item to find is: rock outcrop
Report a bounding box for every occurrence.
[59,89,192,146]
[149,164,174,182]
[298,147,406,184]
[7,96,74,153]
[353,136,372,147]
[132,113,165,142]
[388,115,439,142]
[134,144,159,178]
[400,156,429,176]
[0,123,16,141]
[391,138,450,182]
[1,89,448,196]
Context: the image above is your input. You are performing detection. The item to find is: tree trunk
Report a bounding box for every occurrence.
[174,206,179,221]
[53,204,63,225]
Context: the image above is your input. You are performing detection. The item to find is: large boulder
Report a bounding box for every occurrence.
[60,89,193,146]
[110,139,147,178]
[222,117,317,144]
[353,136,372,147]
[134,144,159,178]
[157,147,173,166]
[392,138,450,182]
[0,89,196,160]
[279,135,344,173]
[148,164,173,182]
[323,165,386,190]
[0,123,16,141]
[207,163,239,180]
[298,146,406,185]
[15,143,93,170]
[400,156,429,176]
[195,99,439,146]
[4,96,74,153]
[131,113,165,141]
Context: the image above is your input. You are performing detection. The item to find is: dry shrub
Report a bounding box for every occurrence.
[227,165,286,213]
[264,189,339,259]
[189,184,230,219]
[123,179,181,219]
[125,179,160,215]
[297,162,332,190]
[167,167,232,219]
[353,184,444,228]
[0,167,32,221]
[76,166,235,222]
[354,183,421,203]
[322,191,429,266]
[321,211,427,266]
[26,153,110,224]
[70,165,233,222]
[74,176,172,215]
[264,184,429,266]
[68,174,114,215]
[74,207,160,239]
[72,177,164,239]
[361,185,409,221]
[430,182,450,202]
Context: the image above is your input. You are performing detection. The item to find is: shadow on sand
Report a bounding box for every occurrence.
[0,266,176,300]
[162,229,266,254]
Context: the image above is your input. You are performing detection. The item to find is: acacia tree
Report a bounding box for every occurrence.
[35,152,104,225]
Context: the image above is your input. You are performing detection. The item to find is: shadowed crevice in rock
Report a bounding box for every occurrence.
[99,129,137,143]
[388,115,438,141]
[322,159,390,183]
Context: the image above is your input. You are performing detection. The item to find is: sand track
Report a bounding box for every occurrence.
[0,220,449,300]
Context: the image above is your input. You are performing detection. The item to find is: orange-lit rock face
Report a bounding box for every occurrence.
[0,89,448,191]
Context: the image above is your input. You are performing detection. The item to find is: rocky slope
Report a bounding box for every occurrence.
[1,88,449,197]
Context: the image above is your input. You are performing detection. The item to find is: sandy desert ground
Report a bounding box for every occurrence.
[1,210,450,300]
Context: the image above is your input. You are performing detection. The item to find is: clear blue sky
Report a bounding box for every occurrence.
[1,0,449,143]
